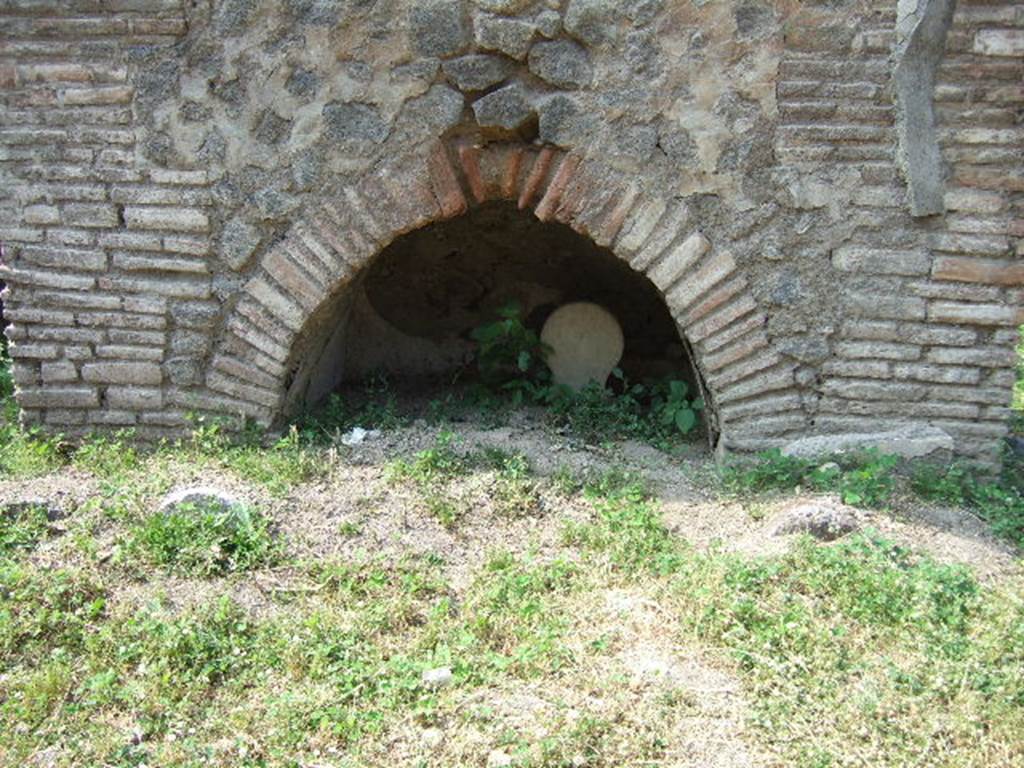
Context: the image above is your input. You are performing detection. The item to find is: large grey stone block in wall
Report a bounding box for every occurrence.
[893,0,957,217]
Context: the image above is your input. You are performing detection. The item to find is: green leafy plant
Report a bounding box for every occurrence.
[721,449,901,508]
[650,379,704,436]
[466,306,705,446]
[912,462,1024,547]
[481,448,542,518]
[0,342,13,403]
[469,302,551,402]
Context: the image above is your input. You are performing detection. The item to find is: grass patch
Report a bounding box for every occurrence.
[388,430,472,528]
[722,448,1024,547]
[129,500,277,577]
[0,563,107,663]
[565,468,683,574]
[911,462,1024,547]
[72,430,141,480]
[670,535,1024,766]
[187,418,327,496]
[0,503,54,559]
[480,448,543,519]
[0,421,64,478]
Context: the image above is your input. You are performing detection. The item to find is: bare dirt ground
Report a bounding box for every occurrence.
[3,415,1019,606]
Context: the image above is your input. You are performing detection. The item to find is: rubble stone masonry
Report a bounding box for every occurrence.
[0,0,1021,463]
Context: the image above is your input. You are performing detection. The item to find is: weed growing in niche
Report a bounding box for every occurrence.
[300,374,407,442]
[470,302,551,399]
[467,305,705,446]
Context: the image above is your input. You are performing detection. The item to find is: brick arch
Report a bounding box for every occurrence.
[202,139,801,452]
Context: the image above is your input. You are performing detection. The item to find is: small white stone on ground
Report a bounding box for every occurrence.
[487,749,514,767]
[340,426,380,446]
[159,486,241,516]
[540,302,625,391]
[421,666,453,689]
[421,727,445,748]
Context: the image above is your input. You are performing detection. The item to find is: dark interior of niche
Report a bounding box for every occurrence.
[297,201,699,409]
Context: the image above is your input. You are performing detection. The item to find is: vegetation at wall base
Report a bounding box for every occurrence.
[722,448,1024,548]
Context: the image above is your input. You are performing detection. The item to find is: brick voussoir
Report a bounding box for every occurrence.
[717,392,804,423]
[707,350,783,389]
[234,299,294,348]
[308,213,360,273]
[458,144,487,203]
[341,187,389,245]
[427,141,469,219]
[628,203,690,272]
[207,370,281,410]
[534,153,580,222]
[595,183,640,247]
[645,231,711,292]
[714,365,798,405]
[283,240,334,297]
[614,198,667,258]
[223,326,290,370]
[666,250,737,315]
[518,147,556,210]
[245,277,306,332]
[702,329,771,373]
[212,354,282,392]
[685,293,760,344]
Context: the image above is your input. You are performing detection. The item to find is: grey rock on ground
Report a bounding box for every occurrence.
[1,498,64,521]
[772,502,860,541]
[421,667,454,689]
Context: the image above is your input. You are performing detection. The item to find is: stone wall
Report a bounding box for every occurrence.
[0,0,1020,463]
